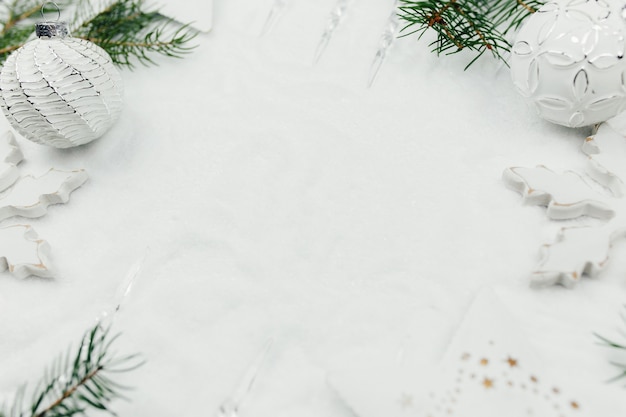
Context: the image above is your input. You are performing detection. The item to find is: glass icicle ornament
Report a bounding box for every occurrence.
[0,6,123,148]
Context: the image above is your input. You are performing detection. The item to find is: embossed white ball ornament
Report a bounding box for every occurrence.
[510,0,626,127]
[0,18,123,148]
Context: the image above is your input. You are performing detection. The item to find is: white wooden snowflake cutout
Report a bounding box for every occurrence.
[0,131,87,279]
[504,117,626,287]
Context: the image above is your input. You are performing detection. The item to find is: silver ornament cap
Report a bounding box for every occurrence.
[0,5,123,148]
[35,21,70,38]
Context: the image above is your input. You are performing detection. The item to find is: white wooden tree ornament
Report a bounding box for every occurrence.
[0,131,23,192]
[504,121,626,287]
[0,225,53,279]
[0,169,88,221]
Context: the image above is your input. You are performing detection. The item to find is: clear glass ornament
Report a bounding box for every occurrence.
[0,14,123,148]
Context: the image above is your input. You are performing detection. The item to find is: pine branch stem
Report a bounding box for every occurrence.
[516,0,537,14]
[427,0,454,27]
[444,26,463,49]
[428,0,464,50]
[2,4,40,35]
[0,44,22,55]
[34,366,104,417]
[452,3,492,50]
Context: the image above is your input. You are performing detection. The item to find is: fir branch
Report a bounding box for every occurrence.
[398,0,545,68]
[2,324,142,417]
[490,0,544,33]
[595,308,626,384]
[72,0,197,68]
[2,2,40,34]
[0,0,197,68]
[0,0,42,64]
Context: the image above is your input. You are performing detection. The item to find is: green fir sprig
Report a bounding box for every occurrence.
[0,0,197,68]
[397,0,545,69]
[595,308,626,384]
[71,0,196,67]
[0,324,142,417]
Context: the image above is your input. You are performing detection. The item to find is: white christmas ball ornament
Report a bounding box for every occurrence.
[510,0,626,127]
[0,21,123,148]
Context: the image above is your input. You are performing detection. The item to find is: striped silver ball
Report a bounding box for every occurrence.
[0,22,123,148]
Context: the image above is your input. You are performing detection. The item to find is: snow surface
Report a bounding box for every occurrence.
[1,1,626,416]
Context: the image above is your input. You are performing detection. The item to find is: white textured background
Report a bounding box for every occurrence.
[1,1,626,416]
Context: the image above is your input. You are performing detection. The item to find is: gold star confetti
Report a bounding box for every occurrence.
[425,345,584,417]
[506,357,518,368]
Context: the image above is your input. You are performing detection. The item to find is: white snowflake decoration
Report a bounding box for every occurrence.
[504,118,626,287]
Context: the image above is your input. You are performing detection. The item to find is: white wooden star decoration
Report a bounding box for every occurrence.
[504,118,626,287]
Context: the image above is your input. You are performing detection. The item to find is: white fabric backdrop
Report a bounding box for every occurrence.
[1,1,625,416]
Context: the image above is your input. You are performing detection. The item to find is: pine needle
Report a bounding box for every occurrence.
[398,0,545,69]
[1,324,142,417]
[0,0,197,67]
[72,0,197,68]
[595,307,626,385]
